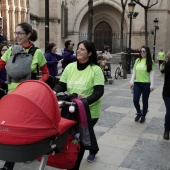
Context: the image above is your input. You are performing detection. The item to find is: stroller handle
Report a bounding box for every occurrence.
[58,100,76,107]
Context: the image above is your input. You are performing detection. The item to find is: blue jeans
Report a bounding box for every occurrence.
[163,96,170,130]
[133,82,150,117]
[106,63,111,72]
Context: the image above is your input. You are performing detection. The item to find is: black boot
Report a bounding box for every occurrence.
[140,116,145,123]
[135,113,141,122]
[163,130,169,140]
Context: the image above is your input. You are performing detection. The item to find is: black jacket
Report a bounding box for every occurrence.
[162,61,170,97]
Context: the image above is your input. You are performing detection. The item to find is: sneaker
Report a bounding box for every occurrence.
[140,116,145,123]
[135,113,141,122]
[87,154,96,163]
[163,130,169,140]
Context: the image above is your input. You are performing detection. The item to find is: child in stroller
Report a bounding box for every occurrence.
[97,55,113,84]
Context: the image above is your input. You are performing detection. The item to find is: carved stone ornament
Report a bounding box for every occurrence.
[70,0,78,6]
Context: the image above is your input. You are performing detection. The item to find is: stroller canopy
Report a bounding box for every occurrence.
[0,80,61,145]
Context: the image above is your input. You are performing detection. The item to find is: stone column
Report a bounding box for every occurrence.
[8,0,15,42]
[15,0,21,25]
[0,2,2,26]
[21,0,27,22]
[1,0,9,41]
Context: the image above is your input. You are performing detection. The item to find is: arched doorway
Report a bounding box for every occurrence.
[94,21,112,52]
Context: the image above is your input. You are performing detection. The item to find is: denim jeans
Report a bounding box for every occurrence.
[106,63,111,72]
[133,82,151,117]
[163,96,170,130]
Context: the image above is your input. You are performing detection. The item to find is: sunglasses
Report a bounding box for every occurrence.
[140,50,147,53]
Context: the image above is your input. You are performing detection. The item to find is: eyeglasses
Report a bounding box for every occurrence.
[70,43,74,46]
[77,48,86,51]
[14,32,26,36]
[140,50,147,53]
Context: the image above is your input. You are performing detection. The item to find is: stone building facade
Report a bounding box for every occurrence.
[0,0,170,55]
[0,0,27,44]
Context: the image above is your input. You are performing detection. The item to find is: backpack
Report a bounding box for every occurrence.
[6,45,38,83]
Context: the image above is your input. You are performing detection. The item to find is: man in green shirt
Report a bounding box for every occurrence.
[157,49,165,69]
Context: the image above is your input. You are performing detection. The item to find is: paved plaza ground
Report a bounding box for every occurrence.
[0,63,169,170]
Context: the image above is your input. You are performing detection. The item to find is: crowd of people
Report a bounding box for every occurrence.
[0,22,169,170]
[0,22,104,170]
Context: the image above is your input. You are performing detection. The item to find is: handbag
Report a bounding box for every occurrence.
[37,135,80,169]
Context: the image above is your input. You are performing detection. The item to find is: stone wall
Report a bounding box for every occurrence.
[0,0,169,54]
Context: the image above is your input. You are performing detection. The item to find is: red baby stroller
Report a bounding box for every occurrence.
[0,80,79,170]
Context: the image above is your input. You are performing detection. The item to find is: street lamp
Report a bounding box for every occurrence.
[45,0,49,52]
[126,1,138,74]
[152,18,159,61]
[128,1,136,51]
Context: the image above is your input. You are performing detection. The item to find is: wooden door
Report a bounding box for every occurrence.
[94,21,112,52]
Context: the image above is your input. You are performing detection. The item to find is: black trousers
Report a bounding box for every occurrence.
[68,118,99,170]
[163,96,170,130]
[1,162,15,170]
[159,60,164,68]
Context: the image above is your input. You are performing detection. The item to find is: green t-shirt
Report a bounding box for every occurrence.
[133,58,155,83]
[1,46,47,92]
[60,62,104,118]
[157,51,165,60]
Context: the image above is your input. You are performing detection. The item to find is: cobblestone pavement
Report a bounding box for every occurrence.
[0,63,168,170]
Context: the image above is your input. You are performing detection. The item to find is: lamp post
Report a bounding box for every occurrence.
[126,1,138,74]
[88,0,93,41]
[45,0,49,52]
[128,1,136,51]
[152,18,159,61]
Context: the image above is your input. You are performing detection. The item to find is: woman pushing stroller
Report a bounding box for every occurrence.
[53,40,105,169]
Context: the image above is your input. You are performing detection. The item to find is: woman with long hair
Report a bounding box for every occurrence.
[53,40,104,169]
[130,46,155,123]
